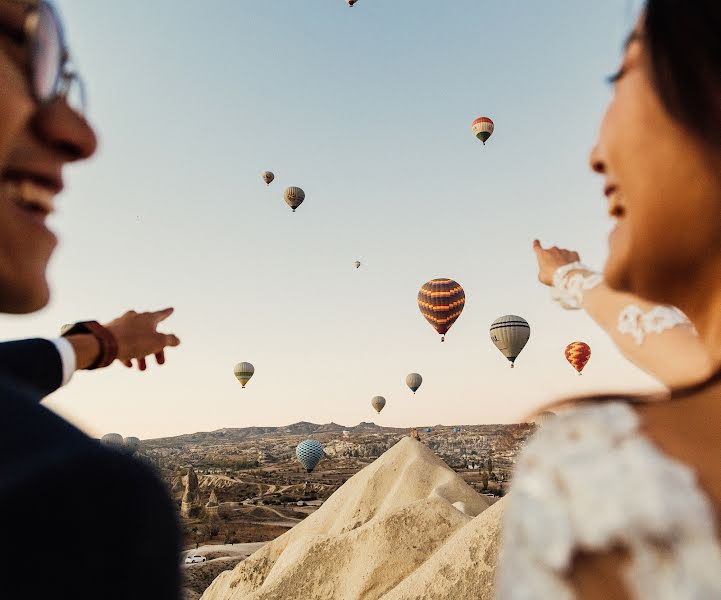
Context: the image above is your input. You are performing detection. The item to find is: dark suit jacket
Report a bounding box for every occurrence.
[0,338,63,397]
[0,375,181,598]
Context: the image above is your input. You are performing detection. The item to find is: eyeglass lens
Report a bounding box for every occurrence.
[31,3,62,102]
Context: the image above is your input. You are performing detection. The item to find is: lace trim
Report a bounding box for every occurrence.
[497,402,721,599]
[551,262,603,310]
[617,304,695,346]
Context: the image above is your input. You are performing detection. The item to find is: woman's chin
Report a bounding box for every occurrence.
[603,252,632,293]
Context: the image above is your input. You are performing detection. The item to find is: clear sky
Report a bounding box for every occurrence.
[0,0,655,439]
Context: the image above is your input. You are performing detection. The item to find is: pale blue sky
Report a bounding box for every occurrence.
[0,1,654,439]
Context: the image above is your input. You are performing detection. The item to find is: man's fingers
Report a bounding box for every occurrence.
[122,359,133,368]
[532,239,543,253]
[137,357,147,371]
[155,350,165,365]
[152,307,174,324]
[163,334,181,347]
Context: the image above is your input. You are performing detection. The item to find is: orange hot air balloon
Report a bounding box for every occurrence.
[417,278,465,342]
[565,341,591,375]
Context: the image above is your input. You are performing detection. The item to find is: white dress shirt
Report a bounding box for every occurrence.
[49,337,76,386]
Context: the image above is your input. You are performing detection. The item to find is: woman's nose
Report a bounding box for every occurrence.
[589,143,605,175]
[32,99,97,162]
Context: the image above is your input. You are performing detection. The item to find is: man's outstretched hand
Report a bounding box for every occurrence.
[532,239,581,286]
[104,308,180,371]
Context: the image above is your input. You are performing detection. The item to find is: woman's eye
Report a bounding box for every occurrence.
[606,67,626,85]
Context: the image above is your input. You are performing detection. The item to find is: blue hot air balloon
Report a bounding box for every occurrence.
[296,439,324,473]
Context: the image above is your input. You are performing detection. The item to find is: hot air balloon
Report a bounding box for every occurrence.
[417,278,465,342]
[406,373,422,394]
[490,315,530,368]
[123,436,141,455]
[261,171,274,185]
[371,396,386,414]
[234,362,255,388]
[565,341,591,375]
[354,261,361,269]
[347,0,358,5]
[296,439,324,473]
[471,117,494,144]
[534,411,556,427]
[284,187,305,212]
[100,433,124,449]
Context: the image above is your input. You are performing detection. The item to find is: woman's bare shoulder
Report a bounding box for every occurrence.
[497,401,721,599]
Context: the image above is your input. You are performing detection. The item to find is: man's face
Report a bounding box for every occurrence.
[0,0,96,313]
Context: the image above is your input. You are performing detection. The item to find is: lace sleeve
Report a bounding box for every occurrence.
[617,304,696,345]
[551,262,603,310]
[497,402,721,600]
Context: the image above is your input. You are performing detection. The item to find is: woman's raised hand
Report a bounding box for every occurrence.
[532,239,581,286]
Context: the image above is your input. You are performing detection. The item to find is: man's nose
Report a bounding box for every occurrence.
[32,99,97,162]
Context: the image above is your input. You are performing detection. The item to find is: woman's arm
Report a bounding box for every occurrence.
[533,240,712,387]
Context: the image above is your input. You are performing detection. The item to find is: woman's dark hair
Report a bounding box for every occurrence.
[644,0,721,145]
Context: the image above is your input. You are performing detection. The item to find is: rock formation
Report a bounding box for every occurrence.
[181,466,202,518]
[200,436,499,600]
[205,487,220,517]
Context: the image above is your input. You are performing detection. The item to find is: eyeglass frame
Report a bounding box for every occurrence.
[0,0,86,114]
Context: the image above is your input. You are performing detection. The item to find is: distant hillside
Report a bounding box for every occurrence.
[144,421,408,448]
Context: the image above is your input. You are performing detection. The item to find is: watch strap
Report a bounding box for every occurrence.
[61,320,118,370]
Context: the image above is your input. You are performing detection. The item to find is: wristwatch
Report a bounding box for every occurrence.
[61,321,119,370]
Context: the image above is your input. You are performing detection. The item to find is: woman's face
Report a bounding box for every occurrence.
[0,1,96,314]
[590,25,721,307]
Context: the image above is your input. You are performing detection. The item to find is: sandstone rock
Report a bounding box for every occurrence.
[182,466,202,518]
[200,437,491,600]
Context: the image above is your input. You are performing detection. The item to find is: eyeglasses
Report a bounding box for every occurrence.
[0,1,86,114]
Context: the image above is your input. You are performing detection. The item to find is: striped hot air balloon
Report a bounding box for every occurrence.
[284,187,305,212]
[406,373,422,394]
[471,117,494,144]
[490,315,530,368]
[233,362,255,388]
[123,436,141,455]
[261,171,274,185]
[100,433,124,449]
[565,341,591,375]
[296,439,324,473]
[371,396,386,414]
[534,411,556,427]
[417,278,465,342]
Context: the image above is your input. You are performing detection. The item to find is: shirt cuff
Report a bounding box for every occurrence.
[50,337,77,386]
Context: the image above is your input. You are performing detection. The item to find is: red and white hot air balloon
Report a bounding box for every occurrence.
[471,117,494,145]
[347,0,358,6]
[565,341,591,375]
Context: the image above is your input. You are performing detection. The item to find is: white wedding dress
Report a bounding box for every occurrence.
[496,402,721,599]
